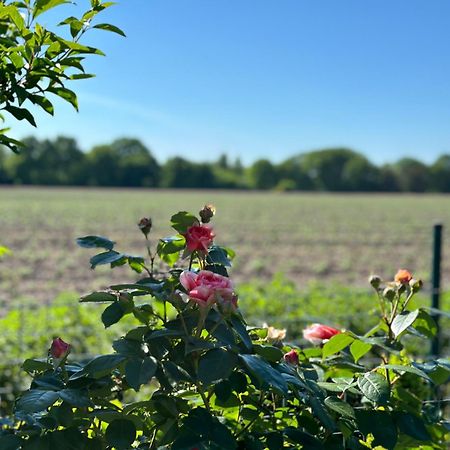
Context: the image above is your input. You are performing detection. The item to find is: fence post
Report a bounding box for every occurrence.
[430,223,442,357]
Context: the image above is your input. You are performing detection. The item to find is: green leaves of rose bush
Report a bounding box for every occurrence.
[4,209,450,449]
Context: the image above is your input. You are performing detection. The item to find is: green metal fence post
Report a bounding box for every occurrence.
[431,223,442,357]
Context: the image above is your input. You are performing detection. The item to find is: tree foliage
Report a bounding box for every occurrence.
[0,0,124,152]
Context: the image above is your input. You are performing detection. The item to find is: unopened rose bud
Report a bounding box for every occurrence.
[369,275,381,289]
[283,349,299,365]
[50,337,70,359]
[394,269,413,284]
[383,287,396,301]
[409,278,423,293]
[138,217,152,237]
[199,204,215,224]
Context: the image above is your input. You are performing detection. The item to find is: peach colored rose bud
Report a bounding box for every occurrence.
[394,269,413,284]
[383,286,396,301]
[50,337,70,359]
[283,349,299,365]
[303,324,341,345]
[199,204,215,224]
[369,275,381,289]
[138,217,152,237]
[183,225,215,254]
[265,324,287,342]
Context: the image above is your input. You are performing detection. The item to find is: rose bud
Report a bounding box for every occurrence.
[394,269,413,284]
[369,275,381,289]
[199,204,216,224]
[183,224,215,254]
[138,217,152,237]
[50,337,71,359]
[383,286,396,301]
[266,325,287,342]
[409,278,423,293]
[302,323,341,345]
[283,349,299,365]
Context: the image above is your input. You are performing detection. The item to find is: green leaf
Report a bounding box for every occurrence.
[105,419,136,450]
[125,357,157,390]
[198,348,237,385]
[80,291,117,303]
[170,211,198,233]
[412,309,438,338]
[102,302,125,328]
[59,389,92,407]
[76,235,115,250]
[16,390,59,413]
[33,0,70,18]
[324,396,355,419]
[322,333,354,358]
[206,246,232,267]
[47,86,78,110]
[357,372,389,404]
[230,316,252,350]
[350,339,372,363]
[391,309,419,338]
[90,250,123,268]
[253,344,284,362]
[83,354,126,378]
[5,105,37,127]
[378,364,432,382]
[93,23,126,37]
[239,354,288,395]
[30,94,54,115]
[22,358,52,372]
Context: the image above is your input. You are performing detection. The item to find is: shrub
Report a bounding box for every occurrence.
[1,206,449,449]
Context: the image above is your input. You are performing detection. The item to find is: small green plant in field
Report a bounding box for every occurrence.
[1,206,449,449]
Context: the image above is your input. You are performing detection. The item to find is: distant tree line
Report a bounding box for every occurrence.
[1,136,450,192]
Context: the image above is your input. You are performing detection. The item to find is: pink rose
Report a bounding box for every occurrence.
[283,349,299,365]
[183,225,214,254]
[180,270,237,309]
[50,337,71,359]
[394,269,413,284]
[302,324,340,345]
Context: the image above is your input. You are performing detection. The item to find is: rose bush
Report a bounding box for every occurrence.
[1,206,449,449]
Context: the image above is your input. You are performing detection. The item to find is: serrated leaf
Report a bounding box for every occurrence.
[324,396,355,418]
[90,250,123,268]
[102,302,125,328]
[357,372,389,404]
[80,291,117,303]
[83,354,126,378]
[391,309,419,338]
[170,211,198,233]
[379,364,432,382]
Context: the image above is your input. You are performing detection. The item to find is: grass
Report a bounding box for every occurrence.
[1,187,450,306]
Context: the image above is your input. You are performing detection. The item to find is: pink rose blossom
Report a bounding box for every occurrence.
[50,337,71,359]
[302,323,341,345]
[180,270,237,309]
[183,225,214,254]
[283,349,299,365]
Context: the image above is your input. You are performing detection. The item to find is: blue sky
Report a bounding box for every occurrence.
[10,0,450,165]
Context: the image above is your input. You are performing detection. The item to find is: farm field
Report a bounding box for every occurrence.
[1,187,450,308]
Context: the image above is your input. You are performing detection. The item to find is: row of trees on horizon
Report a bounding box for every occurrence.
[1,136,450,192]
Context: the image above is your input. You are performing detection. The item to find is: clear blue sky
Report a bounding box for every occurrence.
[11,0,450,165]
